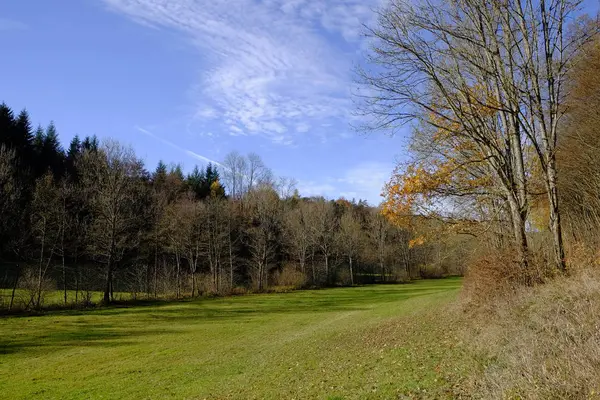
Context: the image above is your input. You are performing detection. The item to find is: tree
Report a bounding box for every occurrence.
[222,151,247,200]
[177,198,206,297]
[284,201,312,278]
[31,173,62,308]
[359,0,593,270]
[559,37,600,242]
[246,187,281,291]
[337,209,363,285]
[368,209,392,282]
[307,199,337,284]
[80,140,145,303]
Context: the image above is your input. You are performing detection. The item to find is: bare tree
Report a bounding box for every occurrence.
[30,173,61,308]
[284,202,312,277]
[176,197,206,297]
[368,209,390,282]
[222,151,247,200]
[307,199,337,284]
[246,187,281,291]
[80,140,145,303]
[337,210,363,285]
[246,152,271,193]
[276,176,298,200]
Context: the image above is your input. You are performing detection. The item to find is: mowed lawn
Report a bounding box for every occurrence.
[0,279,468,399]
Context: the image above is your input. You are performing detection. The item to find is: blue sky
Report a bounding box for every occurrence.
[3,1,596,205]
[0,0,406,205]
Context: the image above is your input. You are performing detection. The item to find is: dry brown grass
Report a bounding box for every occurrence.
[460,245,559,309]
[461,256,600,399]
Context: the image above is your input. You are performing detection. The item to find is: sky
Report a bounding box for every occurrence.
[0,0,406,205]
[2,1,596,205]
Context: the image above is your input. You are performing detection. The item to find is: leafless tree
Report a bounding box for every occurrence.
[80,140,145,303]
[307,200,337,284]
[337,210,363,285]
[222,151,247,200]
[30,174,61,308]
[246,187,281,291]
[284,202,312,277]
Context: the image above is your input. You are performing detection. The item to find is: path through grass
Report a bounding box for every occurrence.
[0,278,469,399]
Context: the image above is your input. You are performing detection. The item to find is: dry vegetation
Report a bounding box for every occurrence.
[461,263,600,399]
[358,0,600,398]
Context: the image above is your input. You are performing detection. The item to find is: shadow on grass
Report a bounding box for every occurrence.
[0,322,176,356]
[2,279,462,320]
[0,279,462,357]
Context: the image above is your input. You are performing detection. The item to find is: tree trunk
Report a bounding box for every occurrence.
[104,255,113,304]
[228,230,234,290]
[9,264,20,311]
[546,160,567,271]
[324,253,329,284]
[62,247,67,305]
[36,218,46,309]
[349,255,354,286]
[507,194,529,270]
[191,263,196,298]
[175,251,181,299]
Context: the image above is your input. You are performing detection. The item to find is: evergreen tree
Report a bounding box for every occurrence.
[0,103,15,148]
[33,122,65,178]
[154,160,167,181]
[66,135,82,179]
[14,110,33,149]
[82,135,99,152]
[187,165,205,199]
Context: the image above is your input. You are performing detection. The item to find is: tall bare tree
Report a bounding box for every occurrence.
[81,140,145,303]
[337,210,363,285]
[284,202,312,277]
[246,187,281,291]
[222,151,247,200]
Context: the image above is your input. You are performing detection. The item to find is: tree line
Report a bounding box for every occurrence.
[0,104,461,310]
[359,0,599,278]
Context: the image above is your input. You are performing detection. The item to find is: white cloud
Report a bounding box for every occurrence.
[296,161,392,205]
[338,161,392,204]
[296,181,337,198]
[103,0,378,144]
[135,126,222,166]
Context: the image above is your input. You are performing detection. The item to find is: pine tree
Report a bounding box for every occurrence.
[82,135,99,152]
[187,165,205,199]
[14,110,33,148]
[154,160,168,183]
[0,103,15,148]
[43,122,65,178]
[65,135,82,179]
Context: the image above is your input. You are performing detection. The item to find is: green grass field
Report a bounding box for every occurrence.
[0,279,469,399]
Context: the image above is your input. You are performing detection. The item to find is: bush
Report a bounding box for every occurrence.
[418,263,446,279]
[461,248,555,308]
[19,267,56,310]
[271,265,306,290]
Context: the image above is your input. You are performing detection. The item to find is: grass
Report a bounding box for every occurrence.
[0,278,470,399]
[0,289,135,309]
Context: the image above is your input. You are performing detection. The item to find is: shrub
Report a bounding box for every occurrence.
[461,247,556,308]
[271,265,306,289]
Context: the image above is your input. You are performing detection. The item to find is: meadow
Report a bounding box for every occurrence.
[0,278,470,399]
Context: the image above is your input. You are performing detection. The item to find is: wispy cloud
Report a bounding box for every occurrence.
[296,181,338,198]
[103,0,378,144]
[297,161,393,204]
[0,18,28,31]
[135,126,222,166]
[337,161,393,205]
